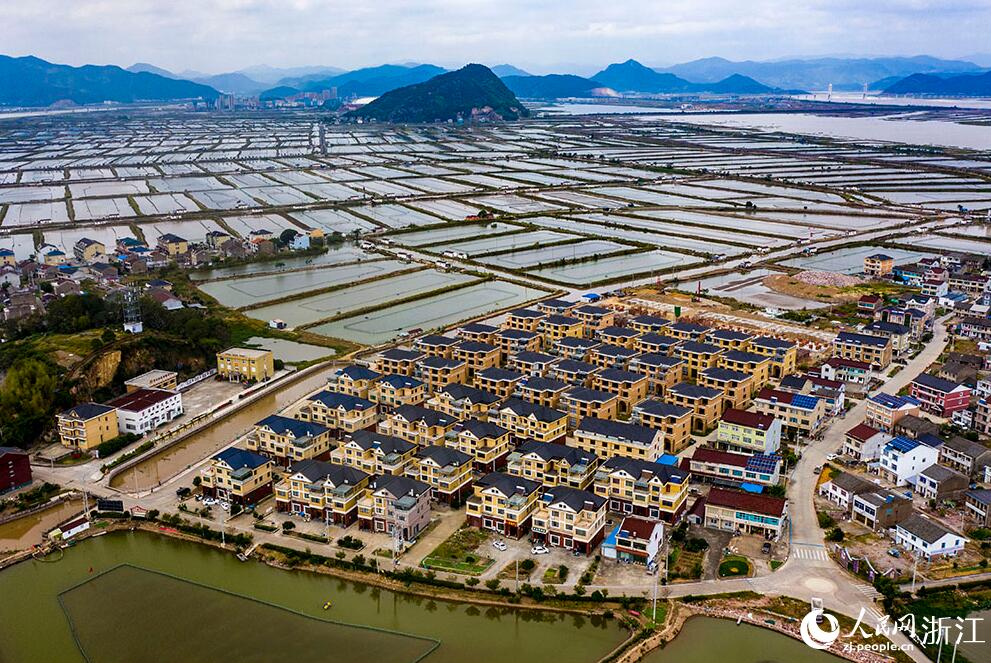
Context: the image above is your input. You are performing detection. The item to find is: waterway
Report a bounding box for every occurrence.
[641,616,842,662]
[0,531,626,663]
[110,366,336,492]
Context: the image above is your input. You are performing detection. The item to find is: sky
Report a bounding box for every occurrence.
[3,0,991,75]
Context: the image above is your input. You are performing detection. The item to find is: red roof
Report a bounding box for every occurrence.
[106,388,176,412]
[617,516,662,540]
[690,448,750,468]
[706,487,786,517]
[846,422,880,441]
[720,407,775,431]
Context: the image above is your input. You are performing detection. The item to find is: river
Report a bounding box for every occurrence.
[110,366,337,492]
[0,531,625,663]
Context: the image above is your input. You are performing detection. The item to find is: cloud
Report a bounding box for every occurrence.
[2,0,989,73]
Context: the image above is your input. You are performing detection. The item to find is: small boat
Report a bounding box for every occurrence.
[323,601,332,610]
[736,615,744,625]
[236,553,248,562]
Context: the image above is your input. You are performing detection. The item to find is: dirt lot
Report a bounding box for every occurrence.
[763,274,863,303]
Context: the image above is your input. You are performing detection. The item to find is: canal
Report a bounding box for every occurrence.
[0,531,626,663]
[110,366,338,493]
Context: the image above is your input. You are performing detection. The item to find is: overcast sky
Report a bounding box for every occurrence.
[4,0,990,75]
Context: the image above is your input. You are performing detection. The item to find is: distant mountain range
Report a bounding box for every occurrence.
[348,64,527,123]
[883,71,991,96]
[7,53,991,108]
[268,64,448,99]
[1,55,217,106]
[655,55,986,91]
[502,74,612,99]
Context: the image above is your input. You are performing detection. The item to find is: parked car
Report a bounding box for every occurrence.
[531,545,550,555]
[887,548,901,558]
[175,487,192,498]
[761,542,772,555]
[826,453,837,461]
[492,540,508,552]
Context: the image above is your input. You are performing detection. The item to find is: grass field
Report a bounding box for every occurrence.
[718,555,752,578]
[421,527,494,576]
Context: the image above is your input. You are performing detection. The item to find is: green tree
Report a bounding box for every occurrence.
[0,358,58,448]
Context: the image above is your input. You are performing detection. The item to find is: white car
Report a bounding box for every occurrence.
[491,540,508,552]
[826,453,838,461]
[219,502,230,511]
[531,545,550,555]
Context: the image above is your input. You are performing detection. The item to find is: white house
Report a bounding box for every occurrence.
[842,423,891,462]
[106,388,183,436]
[879,436,939,486]
[895,513,967,559]
[818,471,875,511]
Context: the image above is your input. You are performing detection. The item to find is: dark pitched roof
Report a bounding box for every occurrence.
[669,382,722,400]
[498,398,566,423]
[336,364,380,381]
[373,474,430,500]
[348,430,416,454]
[542,486,605,513]
[912,373,965,394]
[392,405,455,427]
[476,471,541,498]
[437,382,501,405]
[378,374,424,390]
[289,459,368,485]
[459,419,508,439]
[256,414,329,438]
[577,417,657,445]
[380,348,424,361]
[601,456,688,484]
[214,447,269,470]
[897,513,956,544]
[60,402,115,420]
[517,439,597,466]
[307,391,374,411]
[564,387,617,404]
[416,445,472,467]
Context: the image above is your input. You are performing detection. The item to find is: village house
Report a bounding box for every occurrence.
[879,436,939,486]
[453,340,502,376]
[294,391,378,435]
[332,430,417,476]
[549,358,599,387]
[571,417,664,462]
[852,490,912,531]
[378,405,458,447]
[405,446,474,504]
[217,347,275,382]
[449,420,512,472]
[427,383,500,421]
[635,332,682,355]
[630,400,693,454]
[493,398,567,444]
[939,436,991,479]
[754,388,825,438]
[517,376,569,408]
[865,393,922,432]
[274,460,370,525]
[530,486,607,555]
[683,448,781,487]
[503,308,546,333]
[895,514,967,559]
[106,388,183,435]
[676,341,725,381]
[57,403,119,451]
[666,382,724,433]
[593,368,650,416]
[466,471,542,538]
[248,415,333,467]
[703,488,787,539]
[593,456,690,522]
[832,331,893,370]
[628,314,670,334]
[474,367,524,400]
[561,387,620,428]
[749,336,798,378]
[909,373,973,417]
[200,448,274,505]
[416,356,469,392]
[374,348,424,376]
[414,334,459,358]
[819,471,876,511]
[842,422,891,461]
[357,474,432,542]
[716,408,782,455]
[554,336,601,361]
[915,464,969,502]
[699,367,756,412]
[588,343,638,369]
[507,440,600,489]
[507,350,559,377]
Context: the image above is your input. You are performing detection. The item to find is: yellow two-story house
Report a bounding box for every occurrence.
[405,446,474,504]
[248,414,334,468]
[593,456,690,522]
[200,447,274,505]
[57,403,118,451]
[467,471,542,538]
[449,419,512,472]
[332,430,417,476]
[507,440,600,489]
[275,459,370,526]
[495,398,567,444]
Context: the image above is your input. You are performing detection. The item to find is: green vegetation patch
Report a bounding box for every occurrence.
[59,565,438,663]
[717,555,752,578]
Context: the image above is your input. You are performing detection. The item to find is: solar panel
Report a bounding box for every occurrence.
[791,394,820,410]
[746,455,780,474]
[887,436,918,453]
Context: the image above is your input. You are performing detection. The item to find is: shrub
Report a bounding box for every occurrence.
[558,564,569,581]
[817,512,836,528]
[466,577,480,587]
[95,433,140,458]
[684,537,709,553]
[485,579,501,591]
[520,558,536,572]
[281,521,295,532]
[826,527,845,542]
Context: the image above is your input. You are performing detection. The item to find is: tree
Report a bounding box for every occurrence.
[826,527,845,542]
[0,358,58,448]
[101,328,116,344]
[282,521,296,532]
[765,484,786,498]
